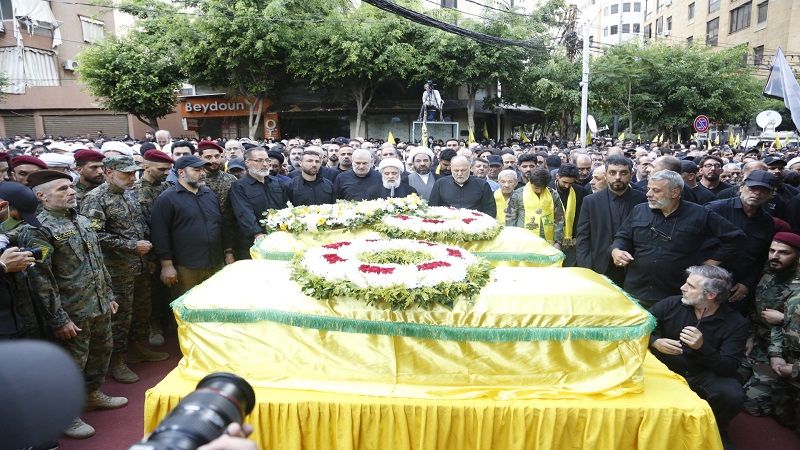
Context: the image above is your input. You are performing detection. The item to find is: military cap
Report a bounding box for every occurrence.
[73,149,105,165]
[27,170,72,188]
[174,155,210,170]
[103,156,140,173]
[143,149,174,164]
[11,155,48,170]
[0,181,42,227]
[743,170,776,189]
[774,232,800,250]
[486,155,503,167]
[197,140,224,153]
[227,158,246,171]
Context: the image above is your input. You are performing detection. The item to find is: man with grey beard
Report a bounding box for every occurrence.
[229,146,288,259]
[366,158,417,200]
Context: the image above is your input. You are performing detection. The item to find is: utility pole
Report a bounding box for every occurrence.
[579,21,589,149]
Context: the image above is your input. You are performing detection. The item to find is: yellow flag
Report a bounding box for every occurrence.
[735,134,741,147]
[657,133,664,144]
[520,131,530,143]
[714,134,720,145]
[776,134,783,150]
[575,133,580,143]
[468,127,476,144]
[651,133,658,143]
[387,131,395,144]
[586,132,592,146]
[728,133,734,146]
[618,132,625,141]
[707,138,711,150]
[637,133,641,141]
[483,121,490,139]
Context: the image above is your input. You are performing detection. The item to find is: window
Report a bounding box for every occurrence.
[633,23,641,33]
[758,1,768,24]
[79,16,105,43]
[623,2,631,12]
[611,4,619,14]
[706,17,719,45]
[441,0,456,7]
[610,25,618,35]
[730,2,751,33]
[603,27,608,36]
[688,2,695,20]
[0,0,12,21]
[634,2,641,12]
[687,36,694,45]
[604,6,609,15]
[709,0,720,13]
[657,0,663,12]
[656,16,663,35]
[0,47,59,94]
[644,23,652,39]
[754,45,764,66]
[667,16,672,32]
[622,23,630,33]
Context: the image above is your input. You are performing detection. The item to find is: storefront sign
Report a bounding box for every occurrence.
[179,96,273,119]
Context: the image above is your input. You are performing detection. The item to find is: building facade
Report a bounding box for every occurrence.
[642,0,800,73]
[576,0,646,54]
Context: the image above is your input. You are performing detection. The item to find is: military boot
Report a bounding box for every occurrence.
[109,354,139,383]
[85,390,128,411]
[149,324,165,347]
[63,417,95,439]
[126,341,169,363]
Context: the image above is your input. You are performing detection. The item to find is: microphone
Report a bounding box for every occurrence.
[0,340,85,448]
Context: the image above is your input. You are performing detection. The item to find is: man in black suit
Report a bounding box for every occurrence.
[576,155,646,286]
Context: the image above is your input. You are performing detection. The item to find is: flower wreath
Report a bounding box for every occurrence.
[291,239,494,309]
[374,206,503,242]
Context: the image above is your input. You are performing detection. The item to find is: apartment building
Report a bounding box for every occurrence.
[642,0,800,73]
[576,0,645,54]
[0,0,133,139]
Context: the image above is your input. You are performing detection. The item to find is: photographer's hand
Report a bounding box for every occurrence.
[197,423,258,450]
[0,246,35,273]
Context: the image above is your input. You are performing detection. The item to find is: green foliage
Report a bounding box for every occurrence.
[359,250,432,265]
[590,42,766,135]
[77,30,184,129]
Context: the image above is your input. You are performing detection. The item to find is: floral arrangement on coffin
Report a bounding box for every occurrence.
[291,239,494,309]
[373,206,503,242]
[260,194,426,234]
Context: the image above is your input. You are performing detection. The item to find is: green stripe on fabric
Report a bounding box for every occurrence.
[254,251,295,261]
[473,251,564,263]
[171,297,656,343]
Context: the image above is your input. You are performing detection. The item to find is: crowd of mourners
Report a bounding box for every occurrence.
[2,128,800,448]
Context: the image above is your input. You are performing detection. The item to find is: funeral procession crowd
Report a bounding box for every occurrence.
[2,130,800,444]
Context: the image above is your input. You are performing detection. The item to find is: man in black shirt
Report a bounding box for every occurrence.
[680,160,717,205]
[705,170,776,314]
[287,146,339,183]
[286,150,335,207]
[649,265,748,431]
[230,146,290,260]
[333,148,381,201]
[151,155,231,297]
[576,155,646,286]
[611,170,744,307]
[429,156,496,217]
[698,155,732,195]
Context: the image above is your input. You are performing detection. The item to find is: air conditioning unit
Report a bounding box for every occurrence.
[63,60,78,71]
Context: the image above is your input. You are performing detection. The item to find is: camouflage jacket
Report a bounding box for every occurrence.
[134,177,169,227]
[506,186,565,244]
[73,179,99,206]
[205,169,236,250]
[79,182,148,275]
[18,208,114,328]
[771,289,800,379]
[753,272,800,355]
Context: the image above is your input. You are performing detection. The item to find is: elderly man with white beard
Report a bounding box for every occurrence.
[366,158,417,200]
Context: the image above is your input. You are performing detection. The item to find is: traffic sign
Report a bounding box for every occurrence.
[694,115,710,133]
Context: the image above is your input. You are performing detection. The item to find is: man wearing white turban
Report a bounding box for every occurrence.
[406,146,437,200]
[366,157,417,200]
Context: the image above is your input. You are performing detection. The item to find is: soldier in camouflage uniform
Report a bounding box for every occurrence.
[72,149,105,206]
[80,156,168,385]
[134,150,174,346]
[742,233,800,417]
[768,281,800,431]
[198,140,236,262]
[21,170,127,439]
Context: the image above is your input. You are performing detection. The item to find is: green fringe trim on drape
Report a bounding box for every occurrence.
[171,297,656,343]
[255,250,565,264]
[474,251,564,263]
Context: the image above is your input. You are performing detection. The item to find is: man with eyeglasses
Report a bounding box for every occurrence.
[698,155,732,195]
[230,146,288,260]
[611,170,744,309]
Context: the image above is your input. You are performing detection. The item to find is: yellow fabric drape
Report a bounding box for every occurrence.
[493,189,508,224]
[563,186,577,241]
[522,184,554,241]
[144,354,723,450]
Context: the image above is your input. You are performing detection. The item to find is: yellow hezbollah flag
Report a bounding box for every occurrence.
[618,132,625,141]
[483,121,490,140]
[776,134,783,150]
[520,132,530,143]
[586,132,592,146]
[706,138,711,150]
[387,131,395,144]
[657,133,664,144]
[735,133,741,147]
[728,133,735,146]
[714,134,720,145]
[468,127,476,144]
[651,133,659,143]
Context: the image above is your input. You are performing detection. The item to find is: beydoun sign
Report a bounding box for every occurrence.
[184,100,246,114]
[178,95,272,118]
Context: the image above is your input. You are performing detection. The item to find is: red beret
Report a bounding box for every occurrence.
[0,152,9,163]
[143,149,174,164]
[774,232,800,250]
[73,149,105,165]
[773,217,792,233]
[11,155,48,170]
[196,140,224,153]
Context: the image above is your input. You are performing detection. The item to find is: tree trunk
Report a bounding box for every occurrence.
[350,84,375,138]
[627,80,633,133]
[466,84,477,139]
[135,115,159,131]
[245,96,264,141]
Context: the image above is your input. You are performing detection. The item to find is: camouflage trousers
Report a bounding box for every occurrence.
[60,312,112,392]
[110,272,151,354]
[743,352,800,430]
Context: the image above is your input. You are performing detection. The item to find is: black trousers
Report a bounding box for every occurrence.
[686,370,744,429]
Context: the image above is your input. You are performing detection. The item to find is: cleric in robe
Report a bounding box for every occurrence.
[428,155,496,217]
[406,146,437,201]
[366,158,417,200]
